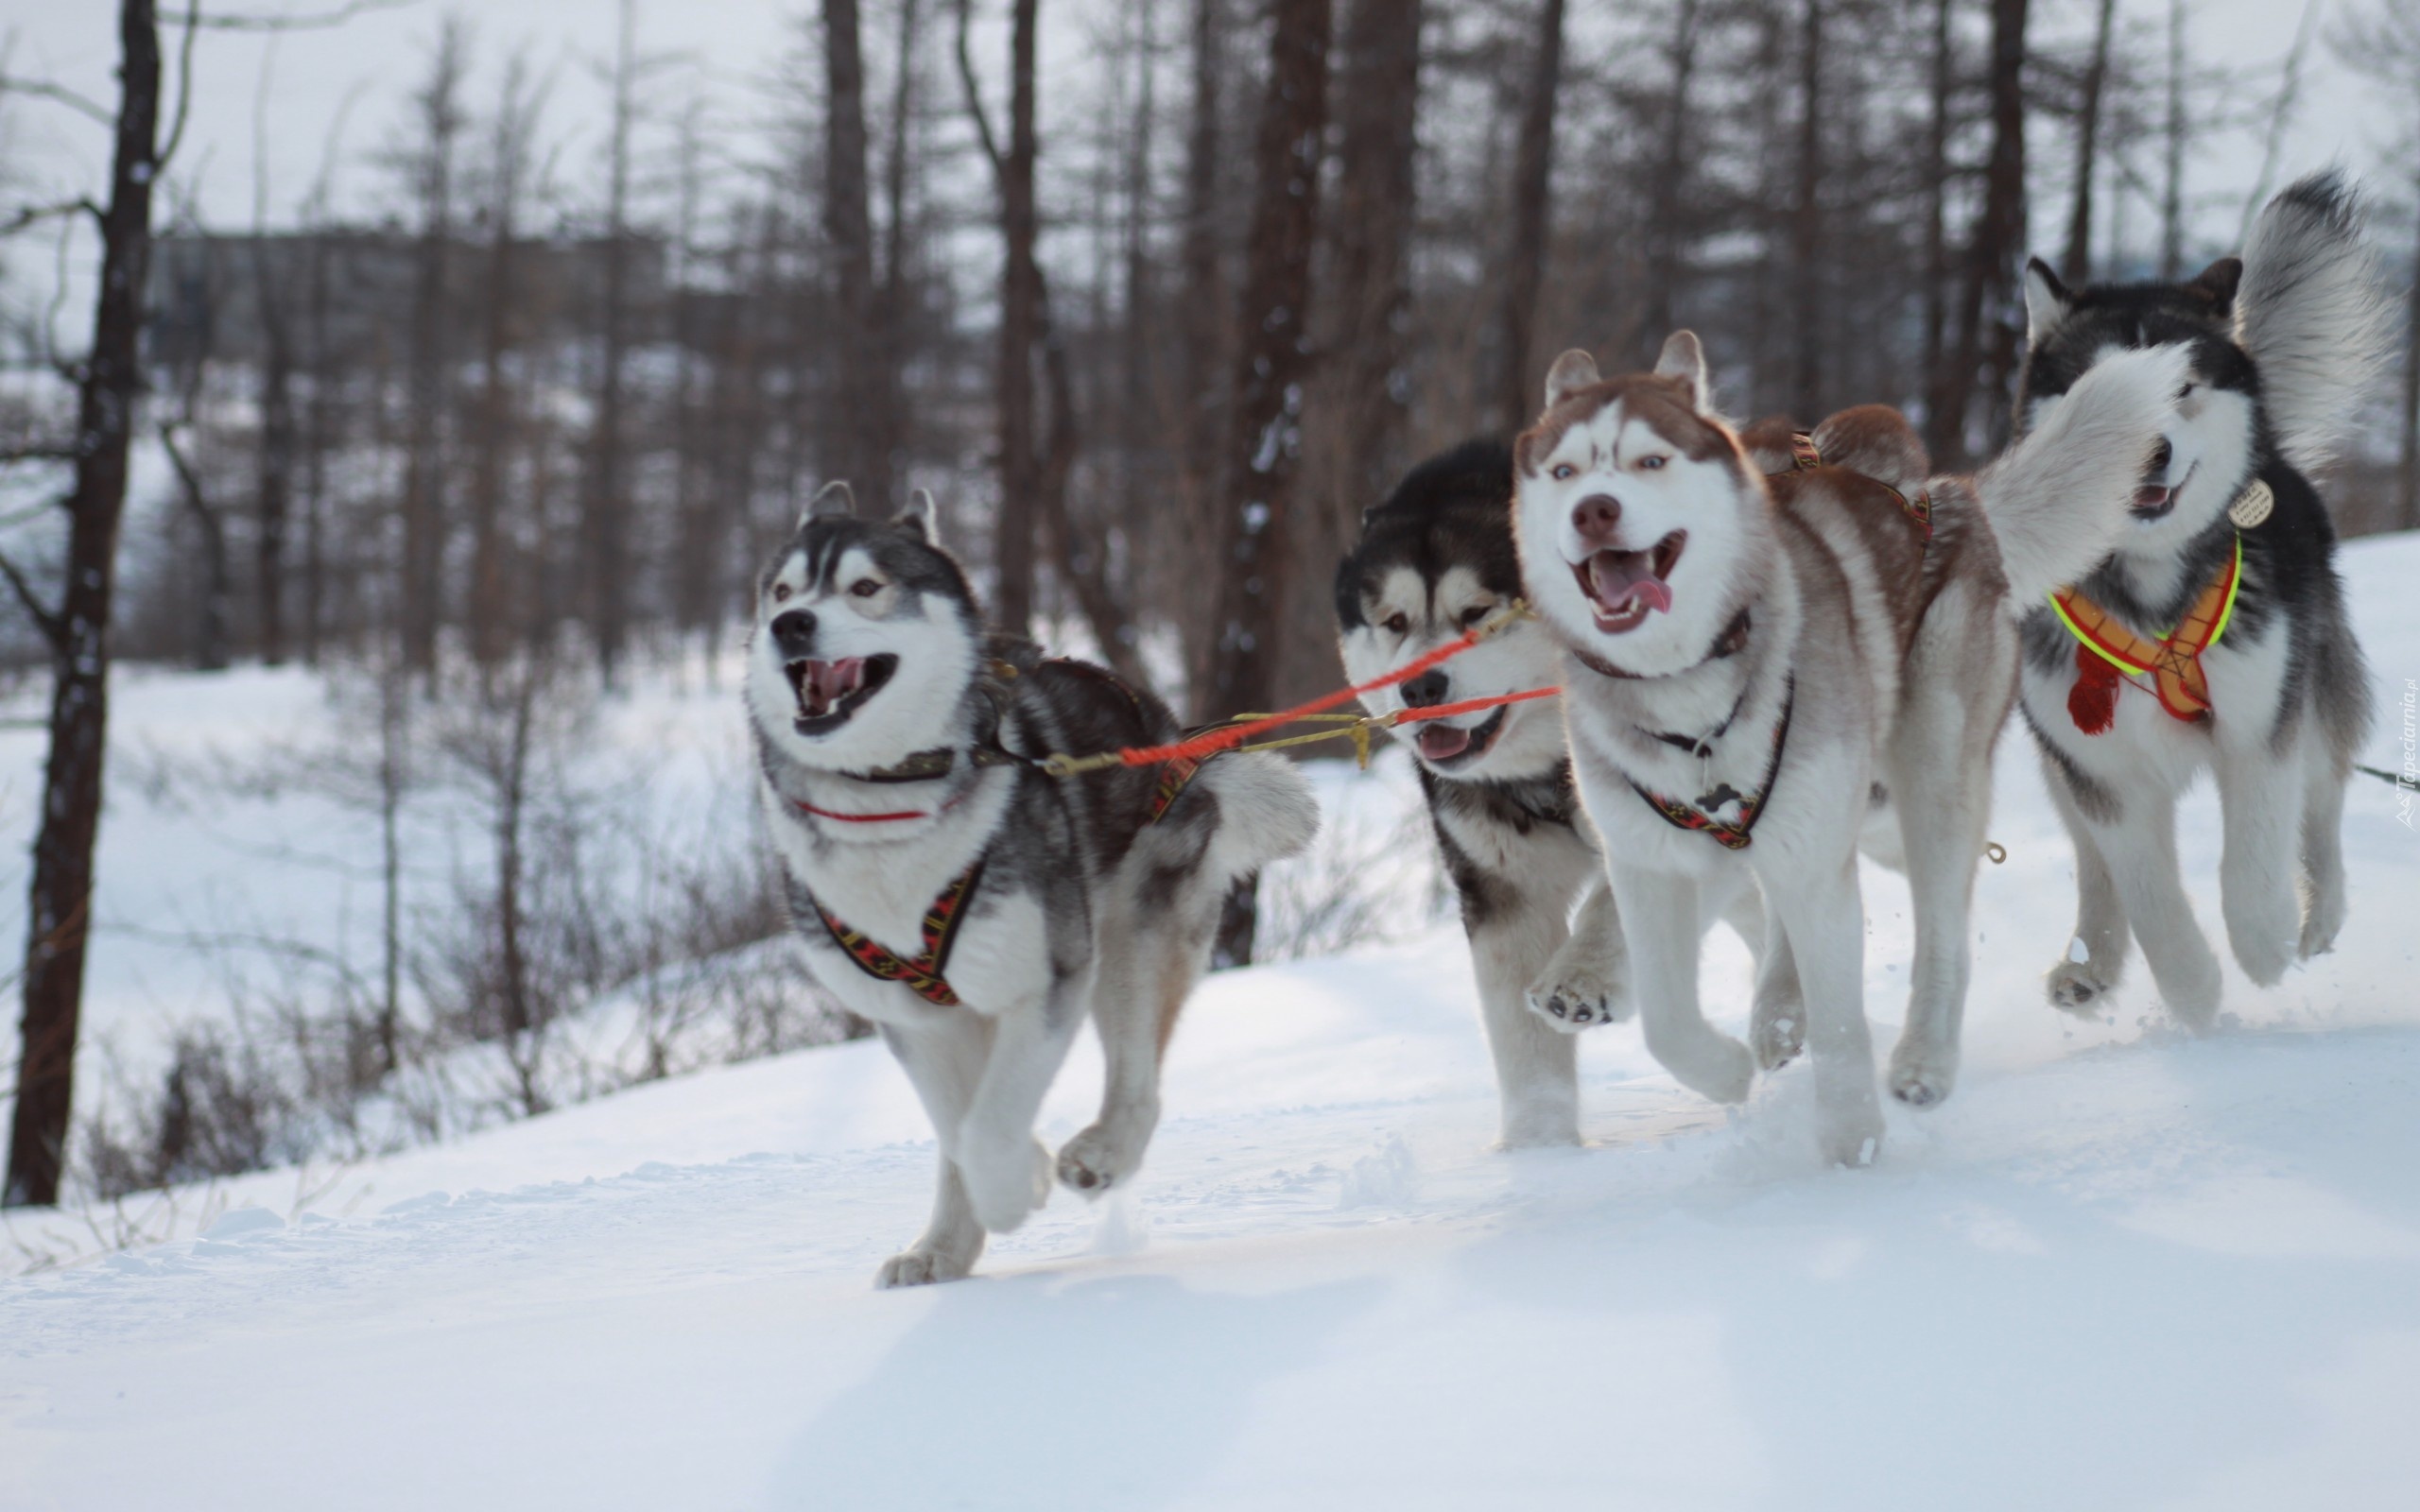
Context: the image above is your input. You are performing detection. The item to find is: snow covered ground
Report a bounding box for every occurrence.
[1,534,2416,1510]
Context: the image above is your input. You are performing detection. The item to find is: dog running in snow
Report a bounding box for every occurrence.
[1512,331,2186,1163]
[746,484,1316,1286]
[1336,440,1772,1147]
[2015,171,2382,1027]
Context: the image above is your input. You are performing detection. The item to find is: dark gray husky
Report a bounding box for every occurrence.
[2016,172,2382,1028]
[747,483,1315,1286]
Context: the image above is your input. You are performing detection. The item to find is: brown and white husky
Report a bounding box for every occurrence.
[1510,332,2186,1163]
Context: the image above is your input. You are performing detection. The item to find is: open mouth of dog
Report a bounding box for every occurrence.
[2132,460,2193,522]
[1572,531,1686,634]
[785,653,899,734]
[1414,704,1508,767]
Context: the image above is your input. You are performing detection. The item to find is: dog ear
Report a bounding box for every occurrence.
[895,488,940,542]
[1542,349,1600,411]
[801,480,856,527]
[2184,256,2242,316]
[2023,257,2072,341]
[1652,331,1710,411]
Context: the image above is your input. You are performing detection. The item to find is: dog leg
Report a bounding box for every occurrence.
[2213,730,2304,988]
[1059,894,1218,1194]
[2093,783,2223,1028]
[1524,879,1632,1031]
[2041,766,2132,1013]
[2298,747,2351,959]
[1719,883,1805,1071]
[1883,696,1993,1108]
[1762,860,1883,1165]
[956,987,1087,1234]
[1480,898,1583,1147]
[873,1020,994,1287]
[1610,865,1755,1105]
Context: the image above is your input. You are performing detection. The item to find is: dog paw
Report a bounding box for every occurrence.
[1056,1122,1147,1196]
[1750,999,1805,1072]
[2297,887,2345,962]
[957,1135,1053,1234]
[1524,966,1629,1033]
[874,1246,972,1289]
[2225,885,2300,988]
[1818,1108,1885,1169]
[1660,1032,1757,1106]
[2046,955,2117,1015]
[1887,1040,1959,1108]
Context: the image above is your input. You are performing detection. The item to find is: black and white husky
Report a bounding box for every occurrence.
[746,484,1316,1286]
[1512,333,2184,1162]
[1334,441,1630,1148]
[2016,172,2383,1026]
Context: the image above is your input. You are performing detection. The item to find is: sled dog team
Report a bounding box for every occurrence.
[746,173,2383,1286]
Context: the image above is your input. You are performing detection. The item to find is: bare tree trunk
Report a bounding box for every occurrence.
[2159,0,2186,279]
[159,421,233,672]
[1789,0,1825,417]
[2062,0,2118,284]
[470,58,535,670]
[401,23,466,679]
[1928,0,2028,465]
[1177,0,1230,696]
[1640,0,1703,358]
[824,0,890,508]
[877,0,923,499]
[584,0,639,681]
[1494,0,1564,433]
[302,230,332,666]
[1207,0,1333,968]
[1920,0,1954,410]
[5,0,160,1209]
[957,0,1045,638]
[253,256,296,665]
[1326,0,1424,502]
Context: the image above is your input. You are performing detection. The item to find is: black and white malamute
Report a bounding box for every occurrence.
[2016,171,2382,1026]
[746,484,1316,1286]
[1335,441,1636,1149]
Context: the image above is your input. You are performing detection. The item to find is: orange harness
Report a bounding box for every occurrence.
[2049,539,2242,733]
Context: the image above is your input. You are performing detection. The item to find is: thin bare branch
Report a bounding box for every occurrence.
[0,199,105,240]
[0,549,65,653]
[177,0,421,30]
[0,77,114,127]
[159,0,205,171]
[953,0,1005,178]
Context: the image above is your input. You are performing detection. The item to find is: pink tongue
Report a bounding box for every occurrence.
[2133,485,2171,510]
[1587,552,1673,616]
[809,658,864,703]
[1418,724,1472,761]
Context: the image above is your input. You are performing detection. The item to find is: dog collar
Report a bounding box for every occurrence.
[1569,608,1753,682]
[1627,676,1795,850]
[2050,537,2242,731]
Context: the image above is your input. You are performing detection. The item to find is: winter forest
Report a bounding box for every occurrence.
[1,0,2418,1501]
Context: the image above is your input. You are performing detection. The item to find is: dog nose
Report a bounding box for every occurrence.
[770,609,818,654]
[1401,670,1449,709]
[1571,493,1623,545]
[2145,438,2173,478]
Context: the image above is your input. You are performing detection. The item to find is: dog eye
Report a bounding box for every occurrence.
[1637,455,1668,471]
[1384,612,1410,636]
[1460,604,1492,627]
[2178,383,2197,400]
[771,583,792,603]
[1550,463,1578,481]
[850,578,883,598]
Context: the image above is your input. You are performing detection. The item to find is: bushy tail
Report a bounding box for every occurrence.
[2238,170,2388,475]
[1975,344,2190,608]
[1809,404,1929,492]
[1202,750,1320,881]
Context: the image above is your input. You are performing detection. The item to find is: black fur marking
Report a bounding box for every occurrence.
[2020,701,2123,826]
[1335,438,1522,629]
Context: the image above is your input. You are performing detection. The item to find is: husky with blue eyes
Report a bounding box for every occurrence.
[2014,172,2382,1028]
[747,482,1316,1286]
[1512,332,2184,1164]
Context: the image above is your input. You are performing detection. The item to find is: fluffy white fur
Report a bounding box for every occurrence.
[1978,343,2195,606]
[2237,170,2391,475]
